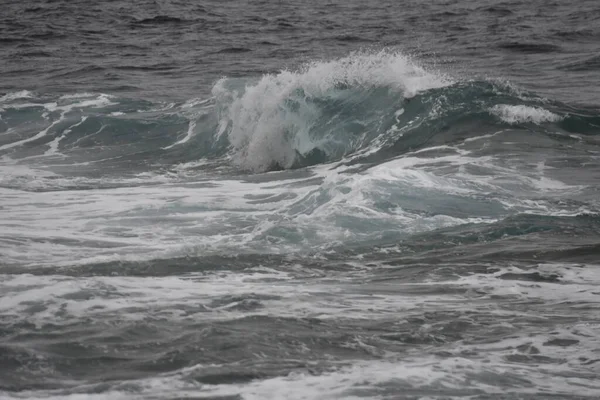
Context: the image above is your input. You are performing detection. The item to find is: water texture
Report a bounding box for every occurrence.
[1,1,600,399]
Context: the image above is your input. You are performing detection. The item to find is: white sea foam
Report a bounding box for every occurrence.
[0,268,432,327]
[162,119,197,149]
[5,352,599,400]
[0,142,587,269]
[0,162,485,267]
[490,104,563,124]
[0,90,34,102]
[3,263,599,400]
[59,92,110,100]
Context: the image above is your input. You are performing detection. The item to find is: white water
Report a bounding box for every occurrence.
[0,139,586,269]
[3,261,599,399]
[489,104,563,125]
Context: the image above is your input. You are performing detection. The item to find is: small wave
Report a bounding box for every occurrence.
[0,37,29,43]
[51,65,106,78]
[59,92,110,100]
[481,6,513,15]
[29,30,67,40]
[24,6,43,12]
[15,50,53,58]
[0,90,34,103]
[552,29,596,40]
[134,15,187,24]
[489,105,563,125]
[333,35,375,43]
[498,42,561,54]
[114,63,176,71]
[215,47,253,54]
[559,54,600,71]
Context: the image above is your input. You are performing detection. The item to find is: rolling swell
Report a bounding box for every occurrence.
[0,52,599,176]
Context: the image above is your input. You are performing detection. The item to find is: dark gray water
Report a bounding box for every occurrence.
[1,1,600,399]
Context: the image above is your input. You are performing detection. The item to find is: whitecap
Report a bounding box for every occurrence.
[212,50,453,172]
[490,104,562,124]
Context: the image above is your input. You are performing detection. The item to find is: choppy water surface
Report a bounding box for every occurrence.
[1,1,600,399]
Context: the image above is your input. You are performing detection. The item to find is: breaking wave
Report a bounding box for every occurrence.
[1,51,599,174]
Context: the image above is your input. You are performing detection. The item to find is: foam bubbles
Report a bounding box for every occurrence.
[0,90,34,102]
[490,104,563,125]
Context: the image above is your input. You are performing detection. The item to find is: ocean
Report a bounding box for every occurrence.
[1,0,600,399]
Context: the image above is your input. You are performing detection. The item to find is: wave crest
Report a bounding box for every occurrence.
[212,51,452,171]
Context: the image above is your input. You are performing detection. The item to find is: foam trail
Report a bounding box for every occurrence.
[44,116,88,156]
[0,115,63,151]
[163,120,197,150]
